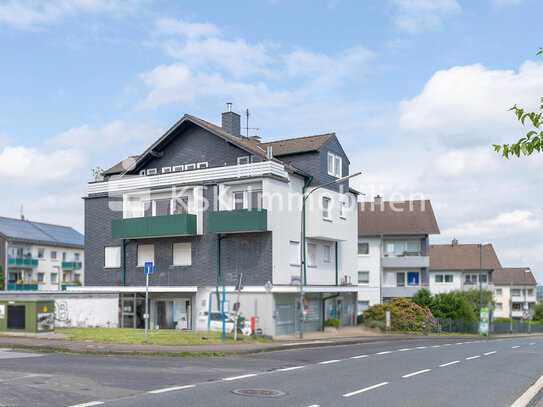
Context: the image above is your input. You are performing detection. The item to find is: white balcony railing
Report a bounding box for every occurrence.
[88,161,287,195]
[511,296,537,303]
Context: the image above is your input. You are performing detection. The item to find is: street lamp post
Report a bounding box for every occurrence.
[298,172,361,339]
[479,244,483,312]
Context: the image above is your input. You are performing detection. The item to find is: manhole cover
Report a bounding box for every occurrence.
[232,389,287,398]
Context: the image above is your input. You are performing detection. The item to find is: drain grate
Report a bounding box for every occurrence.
[232,388,287,398]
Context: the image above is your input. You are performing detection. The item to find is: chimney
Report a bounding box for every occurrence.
[374,195,383,206]
[452,238,458,247]
[221,102,241,138]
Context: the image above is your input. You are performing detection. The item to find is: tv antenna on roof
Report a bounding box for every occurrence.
[242,108,260,138]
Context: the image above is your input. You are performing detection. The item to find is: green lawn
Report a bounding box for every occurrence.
[56,328,274,346]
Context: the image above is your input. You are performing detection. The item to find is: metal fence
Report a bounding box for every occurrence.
[360,316,543,336]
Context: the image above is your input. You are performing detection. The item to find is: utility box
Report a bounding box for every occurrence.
[0,299,55,334]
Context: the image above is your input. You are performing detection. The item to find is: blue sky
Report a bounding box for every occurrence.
[1,0,543,282]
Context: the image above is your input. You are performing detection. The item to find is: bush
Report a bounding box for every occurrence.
[452,289,494,316]
[534,303,543,322]
[412,288,433,309]
[361,297,435,332]
[494,317,511,323]
[431,292,477,320]
[323,318,341,328]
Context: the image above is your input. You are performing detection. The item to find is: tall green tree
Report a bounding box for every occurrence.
[494,47,543,158]
[452,289,494,316]
[412,288,433,309]
[533,302,543,322]
[430,293,477,320]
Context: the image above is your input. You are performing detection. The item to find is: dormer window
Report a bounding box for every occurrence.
[162,167,172,173]
[237,156,250,164]
[327,152,342,178]
[146,168,157,175]
[185,163,196,170]
[197,162,208,169]
[139,170,146,176]
[172,165,184,172]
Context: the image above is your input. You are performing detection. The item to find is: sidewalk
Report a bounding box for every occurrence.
[0,329,540,357]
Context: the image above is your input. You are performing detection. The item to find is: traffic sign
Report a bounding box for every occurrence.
[144,262,153,274]
[223,300,230,313]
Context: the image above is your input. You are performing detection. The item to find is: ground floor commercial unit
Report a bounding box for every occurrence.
[69,285,359,337]
[356,286,380,314]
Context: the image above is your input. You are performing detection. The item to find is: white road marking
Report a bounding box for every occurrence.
[510,374,543,407]
[431,345,441,348]
[512,346,520,349]
[529,343,535,346]
[439,361,460,367]
[466,355,480,360]
[402,369,432,378]
[397,348,412,352]
[307,405,320,407]
[416,346,427,349]
[277,366,304,372]
[148,385,195,394]
[484,351,497,355]
[67,402,104,407]
[0,373,42,382]
[319,359,340,365]
[443,343,452,346]
[281,340,331,346]
[351,355,369,359]
[455,342,464,345]
[343,381,389,397]
[376,351,392,355]
[223,374,258,381]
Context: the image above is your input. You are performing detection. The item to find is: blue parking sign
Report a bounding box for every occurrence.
[144,262,153,274]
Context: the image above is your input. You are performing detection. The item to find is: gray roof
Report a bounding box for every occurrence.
[430,243,502,271]
[0,217,84,248]
[261,133,335,156]
[493,267,537,286]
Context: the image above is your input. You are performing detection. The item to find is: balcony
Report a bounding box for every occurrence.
[462,281,494,291]
[62,261,82,270]
[7,283,38,291]
[62,283,82,291]
[8,258,38,267]
[511,310,525,318]
[209,209,268,233]
[382,285,424,298]
[382,255,429,268]
[511,296,537,303]
[112,214,197,239]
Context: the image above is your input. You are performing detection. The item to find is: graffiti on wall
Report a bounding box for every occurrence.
[54,300,69,322]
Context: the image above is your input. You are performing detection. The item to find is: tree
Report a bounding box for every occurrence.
[430,293,477,320]
[493,47,543,158]
[91,166,106,182]
[533,302,543,323]
[412,288,433,309]
[452,289,494,316]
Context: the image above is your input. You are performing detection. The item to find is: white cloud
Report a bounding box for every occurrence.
[392,0,461,34]
[153,17,221,39]
[0,0,144,30]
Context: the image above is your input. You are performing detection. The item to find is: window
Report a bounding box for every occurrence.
[233,191,245,210]
[137,245,154,267]
[324,245,331,263]
[62,252,67,261]
[358,271,369,284]
[307,243,317,267]
[51,273,58,283]
[396,272,405,287]
[162,167,172,173]
[197,162,208,169]
[465,274,477,283]
[74,253,80,261]
[143,200,153,217]
[512,303,522,311]
[37,273,44,283]
[146,168,157,175]
[327,152,342,178]
[249,190,262,210]
[173,243,192,266]
[480,274,487,283]
[237,156,250,164]
[37,248,44,259]
[444,274,453,283]
[406,242,420,255]
[51,251,57,260]
[172,165,184,172]
[495,288,503,296]
[496,303,503,310]
[358,301,369,314]
[511,289,521,297]
[340,201,346,218]
[74,273,80,281]
[139,170,146,176]
[358,243,369,255]
[155,199,171,216]
[104,246,121,268]
[322,197,331,219]
[173,196,189,214]
[435,274,444,283]
[290,241,300,266]
[185,163,196,170]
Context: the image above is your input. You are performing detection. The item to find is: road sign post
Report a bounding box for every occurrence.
[144,262,153,341]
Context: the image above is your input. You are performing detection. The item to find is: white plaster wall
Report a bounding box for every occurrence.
[29,245,84,290]
[429,270,462,294]
[305,188,351,241]
[54,297,117,328]
[357,237,381,288]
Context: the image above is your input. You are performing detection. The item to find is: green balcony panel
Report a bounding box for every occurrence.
[62,261,82,270]
[111,214,197,239]
[8,258,38,267]
[7,284,38,291]
[209,209,268,233]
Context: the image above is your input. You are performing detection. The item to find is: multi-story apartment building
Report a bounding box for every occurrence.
[357,196,440,309]
[0,216,84,291]
[429,240,501,295]
[493,267,537,320]
[83,105,359,336]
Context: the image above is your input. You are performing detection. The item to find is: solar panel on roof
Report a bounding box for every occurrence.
[0,217,83,246]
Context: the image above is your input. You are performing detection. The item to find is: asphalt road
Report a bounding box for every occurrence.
[1,336,542,407]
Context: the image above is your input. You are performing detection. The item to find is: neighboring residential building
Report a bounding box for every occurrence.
[0,216,84,291]
[357,196,440,308]
[493,267,537,320]
[429,240,501,295]
[83,105,359,336]
[538,285,543,303]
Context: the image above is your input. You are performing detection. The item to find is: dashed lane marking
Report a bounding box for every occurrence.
[319,359,340,365]
[67,402,104,407]
[484,351,497,356]
[277,366,304,372]
[512,346,520,349]
[439,361,460,367]
[466,355,480,360]
[223,374,258,381]
[376,351,392,355]
[343,382,389,397]
[402,369,432,378]
[148,385,195,394]
[351,355,369,359]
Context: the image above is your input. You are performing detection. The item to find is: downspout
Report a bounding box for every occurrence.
[322,293,340,329]
[216,184,226,310]
[302,175,313,285]
[379,234,383,304]
[335,241,339,286]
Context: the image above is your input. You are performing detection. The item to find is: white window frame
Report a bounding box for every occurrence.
[51,273,58,284]
[162,167,172,173]
[139,170,146,176]
[137,244,154,268]
[197,162,208,169]
[290,241,300,266]
[307,243,317,267]
[340,201,346,219]
[358,271,369,284]
[322,196,332,220]
[444,274,453,283]
[104,246,121,268]
[146,168,157,175]
[37,272,45,283]
[495,288,502,296]
[496,303,503,310]
[172,165,184,172]
[185,163,196,170]
[37,248,44,259]
[327,152,342,178]
[323,245,331,263]
[173,243,192,266]
[435,274,444,283]
[237,156,250,164]
[358,242,369,255]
